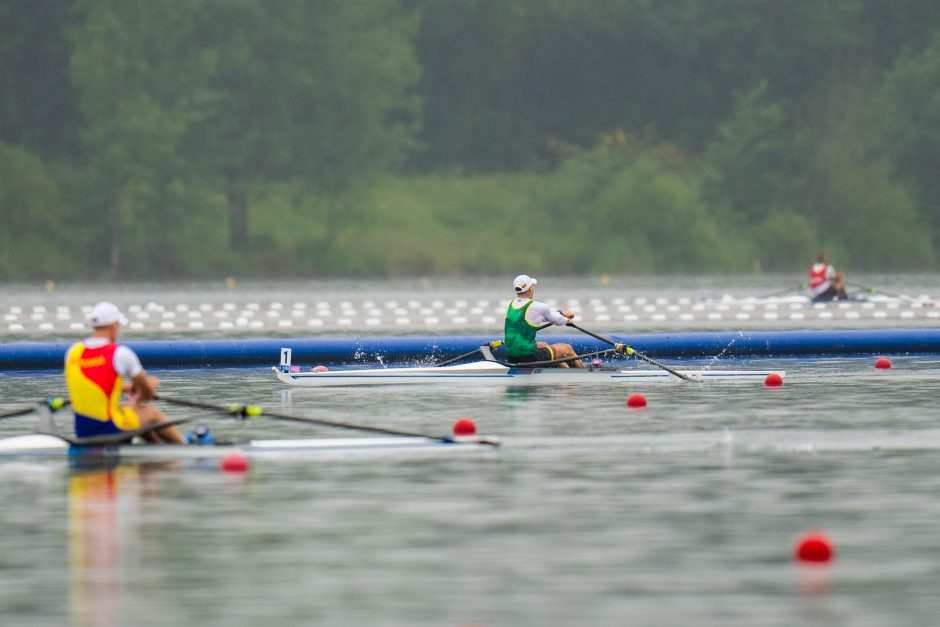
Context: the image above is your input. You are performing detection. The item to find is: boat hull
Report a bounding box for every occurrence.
[273,362,785,387]
[0,433,496,460]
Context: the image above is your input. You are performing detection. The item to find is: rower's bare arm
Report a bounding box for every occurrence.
[131,372,158,401]
[123,376,159,393]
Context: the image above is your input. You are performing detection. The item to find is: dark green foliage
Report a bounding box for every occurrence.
[0,0,938,279]
[0,0,81,156]
[0,144,85,277]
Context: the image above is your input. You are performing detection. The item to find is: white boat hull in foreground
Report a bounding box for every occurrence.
[273,361,785,387]
[0,433,496,460]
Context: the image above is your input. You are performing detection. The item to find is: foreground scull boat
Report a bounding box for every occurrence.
[273,360,785,387]
[0,433,496,460]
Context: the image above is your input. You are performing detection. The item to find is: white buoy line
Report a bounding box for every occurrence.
[2,294,937,335]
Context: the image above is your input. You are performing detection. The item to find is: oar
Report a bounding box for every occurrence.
[756,283,805,299]
[847,282,910,301]
[567,323,696,382]
[433,347,483,368]
[0,397,69,420]
[0,407,41,420]
[157,396,499,447]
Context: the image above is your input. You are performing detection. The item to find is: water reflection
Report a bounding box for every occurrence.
[504,386,539,402]
[67,461,176,627]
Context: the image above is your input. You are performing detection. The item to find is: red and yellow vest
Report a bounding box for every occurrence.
[65,342,138,430]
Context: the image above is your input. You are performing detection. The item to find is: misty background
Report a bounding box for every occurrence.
[1,0,939,280]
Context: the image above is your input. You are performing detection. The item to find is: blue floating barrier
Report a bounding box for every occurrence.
[1,328,938,371]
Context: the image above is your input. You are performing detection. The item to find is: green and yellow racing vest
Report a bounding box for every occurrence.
[504,300,540,358]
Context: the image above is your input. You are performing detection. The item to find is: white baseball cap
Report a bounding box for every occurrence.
[89,302,128,327]
[513,274,538,293]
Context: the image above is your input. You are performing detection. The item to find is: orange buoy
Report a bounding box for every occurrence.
[795,531,834,563]
[626,393,647,408]
[221,452,249,473]
[453,418,477,435]
[765,373,783,387]
[875,357,892,370]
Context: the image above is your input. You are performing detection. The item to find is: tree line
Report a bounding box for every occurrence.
[1,0,939,279]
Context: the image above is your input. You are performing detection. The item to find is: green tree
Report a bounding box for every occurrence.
[0,0,81,156]
[703,82,809,226]
[878,29,940,254]
[70,0,224,276]
[69,0,420,275]
[536,143,738,274]
[183,0,421,249]
[413,0,885,171]
[0,143,82,277]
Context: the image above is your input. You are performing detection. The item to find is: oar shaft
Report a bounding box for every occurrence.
[847,281,905,300]
[757,283,804,299]
[568,323,694,382]
[434,348,482,368]
[0,397,70,420]
[0,407,40,420]
[158,396,498,446]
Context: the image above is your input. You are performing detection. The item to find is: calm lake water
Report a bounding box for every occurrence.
[0,279,939,626]
[1,357,939,626]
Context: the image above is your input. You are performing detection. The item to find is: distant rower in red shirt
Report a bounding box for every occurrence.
[809,252,848,303]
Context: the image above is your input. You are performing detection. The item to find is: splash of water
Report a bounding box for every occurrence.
[703,336,739,371]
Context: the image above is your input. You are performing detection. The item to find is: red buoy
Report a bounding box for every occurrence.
[221,452,249,473]
[453,417,477,436]
[795,531,834,563]
[875,357,892,370]
[765,373,784,387]
[626,393,647,408]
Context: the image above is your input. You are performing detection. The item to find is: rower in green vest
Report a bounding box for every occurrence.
[504,274,585,368]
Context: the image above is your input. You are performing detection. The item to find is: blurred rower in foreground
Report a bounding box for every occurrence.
[65,302,185,443]
[809,252,849,302]
[504,275,585,368]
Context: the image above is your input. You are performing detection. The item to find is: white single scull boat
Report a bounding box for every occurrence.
[0,433,496,460]
[273,360,785,387]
